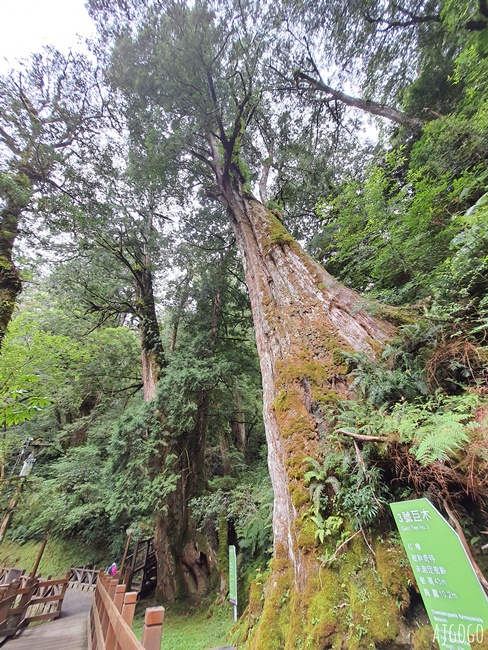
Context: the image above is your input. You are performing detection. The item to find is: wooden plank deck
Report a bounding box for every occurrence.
[4,611,88,649]
[4,588,92,649]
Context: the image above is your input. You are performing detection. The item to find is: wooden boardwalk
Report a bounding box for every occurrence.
[5,611,88,649]
[5,588,92,649]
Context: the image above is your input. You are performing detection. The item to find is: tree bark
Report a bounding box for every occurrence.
[211,155,400,645]
[217,169,393,569]
[135,267,166,401]
[169,272,191,354]
[231,388,247,453]
[0,185,29,348]
[154,272,223,603]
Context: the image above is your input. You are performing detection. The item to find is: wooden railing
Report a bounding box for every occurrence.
[0,567,25,586]
[0,572,69,642]
[89,572,164,650]
[68,566,99,592]
[23,574,69,624]
[124,539,157,598]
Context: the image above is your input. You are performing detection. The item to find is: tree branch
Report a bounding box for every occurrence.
[293,70,423,129]
[336,428,388,442]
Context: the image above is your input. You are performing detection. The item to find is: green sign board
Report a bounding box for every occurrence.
[391,498,488,649]
[229,545,237,606]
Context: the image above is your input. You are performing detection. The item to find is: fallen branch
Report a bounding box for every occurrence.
[336,428,388,442]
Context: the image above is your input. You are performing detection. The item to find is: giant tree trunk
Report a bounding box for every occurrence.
[153,281,223,603]
[220,173,394,562]
[0,191,28,349]
[215,169,415,647]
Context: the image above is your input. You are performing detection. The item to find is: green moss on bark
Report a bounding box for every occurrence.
[238,535,412,650]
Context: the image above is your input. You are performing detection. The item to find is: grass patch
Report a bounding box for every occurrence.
[0,537,108,577]
[132,598,235,650]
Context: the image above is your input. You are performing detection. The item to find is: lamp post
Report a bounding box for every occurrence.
[0,440,37,543]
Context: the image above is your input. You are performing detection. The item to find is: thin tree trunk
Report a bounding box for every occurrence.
[258,141,274,205]
[231,388,247,453]
[170,272,191,354]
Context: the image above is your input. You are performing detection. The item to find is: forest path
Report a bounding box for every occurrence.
[5,588,92,649]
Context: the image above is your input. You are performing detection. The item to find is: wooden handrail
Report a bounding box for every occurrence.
[68,566,99,591]
[0,567,25,585]
[90,572,164,650]
[0,573,69,641]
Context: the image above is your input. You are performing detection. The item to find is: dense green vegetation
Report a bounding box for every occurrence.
[1,0,488,648]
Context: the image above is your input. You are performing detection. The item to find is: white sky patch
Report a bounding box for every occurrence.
[0,0,95,73]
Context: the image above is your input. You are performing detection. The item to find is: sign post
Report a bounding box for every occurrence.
[391,498,488,649]
[229,545,238,622]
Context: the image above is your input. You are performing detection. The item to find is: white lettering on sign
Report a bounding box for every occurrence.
[396,509,432,523]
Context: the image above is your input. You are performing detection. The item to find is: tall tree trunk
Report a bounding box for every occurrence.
[224,181,393,564]
[170,272,191,354]
[214,162,406,646]
[135,267,166,401]
[0,191,27,348]
[154,275,223,603]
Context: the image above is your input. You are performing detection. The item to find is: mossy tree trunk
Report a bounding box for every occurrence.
[154,388,216,603]
[0,173,33,349]
[0,202,23,349]
[215,162,394,560]
[211,153,406,646]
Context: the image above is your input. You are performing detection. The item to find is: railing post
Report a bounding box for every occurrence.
[114,583,126,612]
[104,578,119,648]
[121,591,138,626]
[142,606,164,650]
[100,576,111,642]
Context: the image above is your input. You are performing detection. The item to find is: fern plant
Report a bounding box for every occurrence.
[304,447,389,532]
[386,392,478,465]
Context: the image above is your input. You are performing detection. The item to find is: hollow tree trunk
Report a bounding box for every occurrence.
[154,390,214,601]
[214,164,403,647]
[153,372,215,605]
